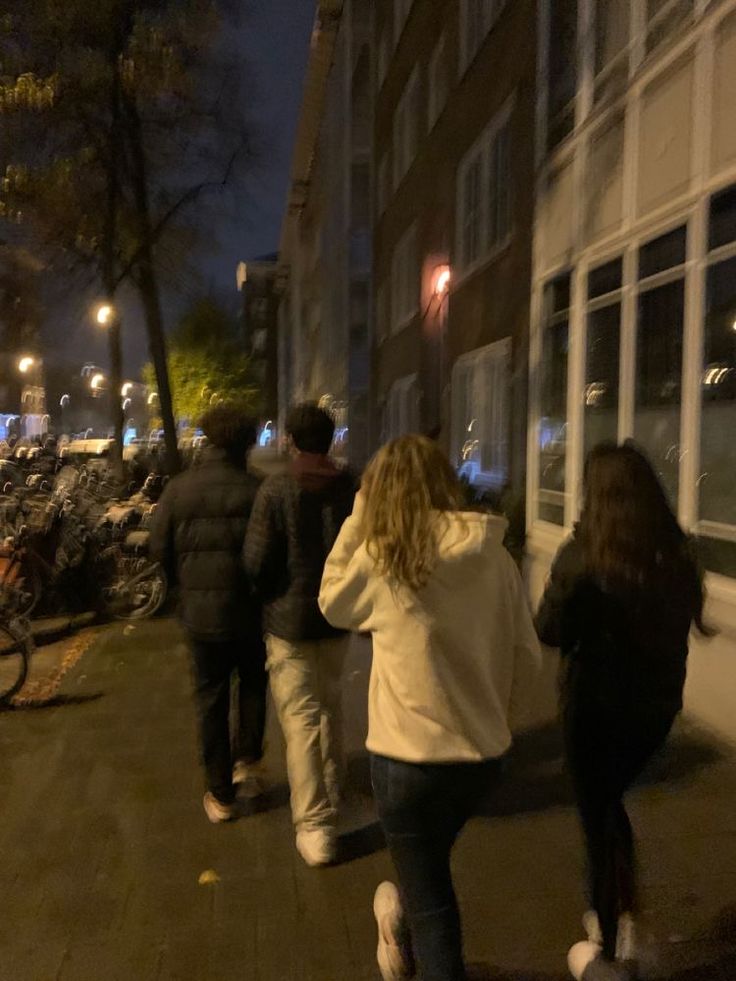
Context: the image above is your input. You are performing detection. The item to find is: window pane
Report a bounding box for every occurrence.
[709,185,736,251]
[463,157,482,266]
[639,225,687,279]
[699,257,736,537]
[547,0,578,151]
[646,0,694,54]
[588,257,623,298]
[595,0,630,76]
[489,124,511,247]
[635,280,684,505]
[538,317,568,525]
[584,303,620,456]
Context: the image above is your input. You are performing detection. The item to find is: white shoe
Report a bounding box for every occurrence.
[582,911,637,964]
[373,881,414,981]
[568,941,634,980]
[295,827,337,867]
[203,791,237,824]
[233,760,266,799]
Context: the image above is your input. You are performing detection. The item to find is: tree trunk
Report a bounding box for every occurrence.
[122,93,180,474]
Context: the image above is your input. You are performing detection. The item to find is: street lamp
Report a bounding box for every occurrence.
[147,392,159,406]
[90,372,106,392]
[121,382,134,398]
[18,356,35,374]
[434,265,451,297]
[96,303,114,327]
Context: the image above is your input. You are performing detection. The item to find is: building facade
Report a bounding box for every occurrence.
[237,255,279,425]
[277,0,372,469]
[372,0,537,501]
[528,0,736,737]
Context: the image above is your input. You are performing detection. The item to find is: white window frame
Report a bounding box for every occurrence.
[452,338,512,491]
[428,33,448,130]
[455,100,514,281]
[459,0,508,76]
[391,224,419,333]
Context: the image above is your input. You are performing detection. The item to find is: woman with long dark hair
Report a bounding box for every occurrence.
[319,435,542,981]
[536,442,710,981]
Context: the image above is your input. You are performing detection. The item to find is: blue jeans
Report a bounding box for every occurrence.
[370,753,502,981]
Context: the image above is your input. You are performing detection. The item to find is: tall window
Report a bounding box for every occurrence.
[376,281,391,345]
[538,273,570,525]
[459,0,508,74]
[391,224,419,332]
[547,0,578,151]
[456,110,512,275]
[428,34,448,130]
[699,187,736,577]
[452,339,511,492]
[377,30,390,89]
[634,225,687,506]
[594,0,630,105]
[393,68,422,188]
[584,257,622,456]
[384,373,420,440]
[377,152,390,216]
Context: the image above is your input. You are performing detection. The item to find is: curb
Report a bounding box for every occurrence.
[31,612,99,647]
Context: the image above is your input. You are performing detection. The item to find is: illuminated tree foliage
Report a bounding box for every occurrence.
[0,0,250,471]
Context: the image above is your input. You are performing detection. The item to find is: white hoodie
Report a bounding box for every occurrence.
[318,501,542,763]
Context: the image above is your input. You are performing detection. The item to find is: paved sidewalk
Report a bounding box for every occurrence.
[1,619,735,980]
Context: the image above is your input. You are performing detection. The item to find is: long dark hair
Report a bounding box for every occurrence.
[579,441,709,633]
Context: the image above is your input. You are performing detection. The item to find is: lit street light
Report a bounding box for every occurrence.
[121,382,134,397]
[147,392,159,406]
[90,372,106,391]
[96,303,114,327]
[18,356,35,374]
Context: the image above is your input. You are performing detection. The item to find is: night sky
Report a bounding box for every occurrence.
[51,1,316,380]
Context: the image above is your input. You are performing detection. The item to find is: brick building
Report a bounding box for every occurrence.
[372,0,537,500]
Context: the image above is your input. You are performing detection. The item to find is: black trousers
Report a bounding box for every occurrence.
[190,633,267,805]
[566,705,676,960]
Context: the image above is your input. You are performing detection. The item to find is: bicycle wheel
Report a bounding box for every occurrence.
[0,620,31,704]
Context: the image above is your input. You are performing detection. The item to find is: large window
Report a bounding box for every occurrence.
[456,108,512,275]
[699,187,736,577]
[391,224,419,332]
[452,338,511,492]
[377,30,390,89]
[428,34,448,130]
[547,0,578,151]
[594,0,630,105]
[584,257,622,456]
[377,153,390,216]
[384,373,420,440]
[376,281,390,345]
[538,274,570,525]
[634,226,687,506]
[394,0,413,48]
[459,1,508,74]
[393,68,422,188]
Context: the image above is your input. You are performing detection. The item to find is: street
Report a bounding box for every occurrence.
[1,619,736,980]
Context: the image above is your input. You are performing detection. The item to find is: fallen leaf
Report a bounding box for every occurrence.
[198,869,220,886]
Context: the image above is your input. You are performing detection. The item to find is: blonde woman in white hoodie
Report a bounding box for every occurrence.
[318,435,542,981]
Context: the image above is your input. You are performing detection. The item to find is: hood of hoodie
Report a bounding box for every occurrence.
[435,510,508,562]
[290,452,345,493]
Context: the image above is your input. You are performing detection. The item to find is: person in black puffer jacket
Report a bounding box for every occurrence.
[244,403,356,867]
[536,442,711,981]
[150,405,266,824]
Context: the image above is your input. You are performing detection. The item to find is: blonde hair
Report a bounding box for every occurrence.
[361,435,466,592]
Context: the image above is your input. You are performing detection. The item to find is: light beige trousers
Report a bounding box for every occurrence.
[265,634,348,831]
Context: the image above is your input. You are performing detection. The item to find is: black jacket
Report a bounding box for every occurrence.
[149,447,262,641]
[243,454,356,641]
[535,531,697,720]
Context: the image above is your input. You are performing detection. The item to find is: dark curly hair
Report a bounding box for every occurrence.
[200,404,257,460]
[286,402,335,454]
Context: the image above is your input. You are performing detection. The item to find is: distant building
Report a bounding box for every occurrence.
[277,0,372,469]
[237,254,279,425]
[372,0,537,501]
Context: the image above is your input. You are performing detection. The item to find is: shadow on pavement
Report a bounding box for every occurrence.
[338,820,385,863]
[1,691,105,712]
[244,782,290,815]
[477,720,725,820]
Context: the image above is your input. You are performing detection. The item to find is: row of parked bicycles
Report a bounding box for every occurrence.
[0,457,169,704]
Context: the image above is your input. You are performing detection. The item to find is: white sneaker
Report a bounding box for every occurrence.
[568,941,634,980]
[373,881,414,981]
[582,911,637,963]
[295,827,337,867]
[583,910,603,946]
[203,791,238,824]
[233,760,266,799]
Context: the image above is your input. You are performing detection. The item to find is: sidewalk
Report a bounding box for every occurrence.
[1,618,735,980]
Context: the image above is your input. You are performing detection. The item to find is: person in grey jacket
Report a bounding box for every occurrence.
[244,403,356,867]
[150,405,266,824]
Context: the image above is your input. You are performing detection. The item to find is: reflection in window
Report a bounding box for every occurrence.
[635,280,684,505]
[699,255,736,576]
[585,304,620,456]
[538,274,570,525]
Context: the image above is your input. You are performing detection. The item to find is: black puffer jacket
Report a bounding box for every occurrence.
[149,447,262,641]
[243,454,357,641]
